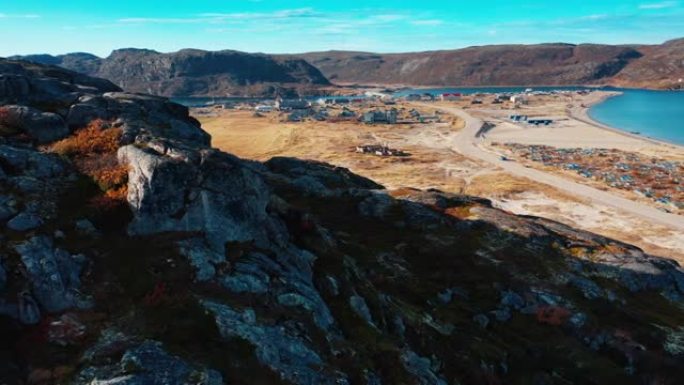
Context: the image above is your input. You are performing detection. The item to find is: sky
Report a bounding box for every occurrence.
[1,0,683,57]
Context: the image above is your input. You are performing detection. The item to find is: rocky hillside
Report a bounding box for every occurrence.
[613,38,684,89]
[2,59,684,384]
[290,44,645,87]
[13,49,330,97]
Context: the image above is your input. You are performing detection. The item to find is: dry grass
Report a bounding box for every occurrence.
[465,172,584,203]
[196,108,468,192]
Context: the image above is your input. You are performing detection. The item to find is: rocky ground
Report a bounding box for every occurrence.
[1,58,684,384]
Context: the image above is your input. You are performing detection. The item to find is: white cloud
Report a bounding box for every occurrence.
[639,1,678,9]
[411,19,444,26]
[0,13,40,19]
[120,8,320,24]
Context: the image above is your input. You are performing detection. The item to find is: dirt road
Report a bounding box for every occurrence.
[430,104,684,231]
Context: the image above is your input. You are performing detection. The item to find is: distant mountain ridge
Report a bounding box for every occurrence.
[290,41,683,89]
[11,39,684,96]
[12,48,330,97]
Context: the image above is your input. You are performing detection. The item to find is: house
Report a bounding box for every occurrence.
[362,109,398,124]
[355,144,408,157]
[510,95,529,105]
[255,105,274,113]
[510,114,528,122]
[527,118,553,126]
[275,98,311,111]
[440,93,462,101]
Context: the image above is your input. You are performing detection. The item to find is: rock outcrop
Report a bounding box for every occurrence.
[14,48,330,97]
[2,58,684,385]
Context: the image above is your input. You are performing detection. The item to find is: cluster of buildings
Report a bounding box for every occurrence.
[502,144,684,210]
[355,144,408,157]
[509,115,554,126]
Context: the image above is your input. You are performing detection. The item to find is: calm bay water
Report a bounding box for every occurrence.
[589,89,684,145]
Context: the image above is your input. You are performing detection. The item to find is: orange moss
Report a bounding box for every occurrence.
[51,120,121,157]
[51,120,129,203]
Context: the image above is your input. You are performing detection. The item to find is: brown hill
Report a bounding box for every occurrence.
[290,43,645,87]
[612,38,684,89]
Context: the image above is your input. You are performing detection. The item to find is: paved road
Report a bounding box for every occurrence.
[431,104,684,231]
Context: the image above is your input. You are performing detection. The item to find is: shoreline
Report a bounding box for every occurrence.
[570,91,684,151]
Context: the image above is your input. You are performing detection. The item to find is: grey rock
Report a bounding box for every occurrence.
[0,143,67,179]
[222,273,270,294]
[75,219,98,235]
[6,211,43,231]
[324,275,340,297]
[118,145,285,252]
[0,105,69,143]
[473,314,490,329]
[81,328,137,364]
[66,97,110,128]
[75,340,223,385]
[0,292,41,325]
[0,195,17,222]
[265,157,383,193]
[400,350,447,385]
[203,300,348,385]
[178,238,225,282]
[569,312,588,329]
[358,192,394,219]
[491,308,512,323]
[500,290,525,310]
[349,295,375,327]
[0,258,5,291]
[14,236,92,312]
[18,292,41,325]
[569,275,604,300]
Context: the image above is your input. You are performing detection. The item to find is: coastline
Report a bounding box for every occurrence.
[570,91,684,151]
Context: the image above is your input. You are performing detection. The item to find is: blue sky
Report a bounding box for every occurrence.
[1,0,683,57]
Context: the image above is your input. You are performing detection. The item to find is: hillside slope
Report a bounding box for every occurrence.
[14,48,330,97]
[2,59,684,384]
[291,43,645,87]
[613,38,684,89]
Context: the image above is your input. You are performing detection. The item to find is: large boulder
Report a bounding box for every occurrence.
[118,145,286,251]
[0,105,69,143]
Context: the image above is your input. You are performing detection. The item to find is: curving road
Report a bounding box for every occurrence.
[430,104,684,231]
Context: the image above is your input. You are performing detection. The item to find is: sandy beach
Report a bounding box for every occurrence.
[477,91,684,159]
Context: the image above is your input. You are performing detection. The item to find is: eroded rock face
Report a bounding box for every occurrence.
[0,105,69,143]
[203,301,348,385]
[14,236,91,313]
[118,145,284,251]
[75,340,223,385]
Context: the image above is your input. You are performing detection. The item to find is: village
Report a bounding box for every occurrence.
[498,143,684,213]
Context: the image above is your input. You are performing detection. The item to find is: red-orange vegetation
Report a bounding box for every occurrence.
[51,119,121,157]
[50,120,129,202]
[536,306,571,326]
